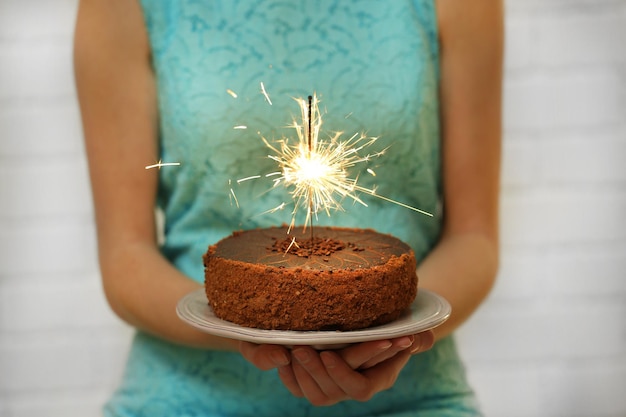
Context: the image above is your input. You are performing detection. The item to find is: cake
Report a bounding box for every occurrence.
[203,226,418,331]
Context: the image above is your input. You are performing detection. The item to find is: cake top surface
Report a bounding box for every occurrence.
[211,226,413,271]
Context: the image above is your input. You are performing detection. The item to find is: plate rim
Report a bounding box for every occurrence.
[177,288,451,346]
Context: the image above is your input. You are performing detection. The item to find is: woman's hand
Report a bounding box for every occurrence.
[240,331,434,406]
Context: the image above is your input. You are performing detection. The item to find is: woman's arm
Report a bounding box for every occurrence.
[420,0,504,340]
[74,0,237,350]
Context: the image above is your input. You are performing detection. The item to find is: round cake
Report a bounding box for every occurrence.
[203,226,418,331]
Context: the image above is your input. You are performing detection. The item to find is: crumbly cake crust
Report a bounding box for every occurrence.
[203,226,418,331]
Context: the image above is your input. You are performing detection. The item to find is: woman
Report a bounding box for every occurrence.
[74,0,502,415]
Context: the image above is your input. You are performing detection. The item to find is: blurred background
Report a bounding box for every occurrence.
[0,0,625,416]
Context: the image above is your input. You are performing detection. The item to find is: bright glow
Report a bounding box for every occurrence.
[287,153,332,184]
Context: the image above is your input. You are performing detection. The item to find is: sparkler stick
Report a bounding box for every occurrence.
[307,95,313,153]
[307,95,314,238]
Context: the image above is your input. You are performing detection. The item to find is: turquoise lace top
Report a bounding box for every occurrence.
[104,1,481,416]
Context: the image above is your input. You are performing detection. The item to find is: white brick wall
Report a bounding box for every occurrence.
[0,0,624,416]
[456,1,626,416]
[0,1,133,415]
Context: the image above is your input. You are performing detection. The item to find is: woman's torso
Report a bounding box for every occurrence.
[104,1,481,416]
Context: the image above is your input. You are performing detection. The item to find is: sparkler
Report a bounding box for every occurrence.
[241,93,433,234]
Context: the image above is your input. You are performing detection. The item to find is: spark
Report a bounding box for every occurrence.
[226,89,238,98]
[285,237,299,254]
[228,179,240,208]
[237,175,262,184]
[250,202,288,219]
[260,82,272,105]
[145,160,181,170]
[233,125,248,130]
[268,202,287,213]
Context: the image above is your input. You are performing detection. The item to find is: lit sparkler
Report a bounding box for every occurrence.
[241,94,432,232]
[145,87,433,233]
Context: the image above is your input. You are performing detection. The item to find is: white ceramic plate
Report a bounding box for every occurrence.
[177,288,450,349]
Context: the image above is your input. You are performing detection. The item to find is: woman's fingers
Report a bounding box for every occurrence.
[277,364,304,398]
[338,330,435,370]
[355,335,414,370]
[285,335,427,406]
[321,348,413,402]
[410,330,435,355]
[290,346,348,406]
[334,339,395,369]
[238,341,290,371]
[241,332,435,406]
